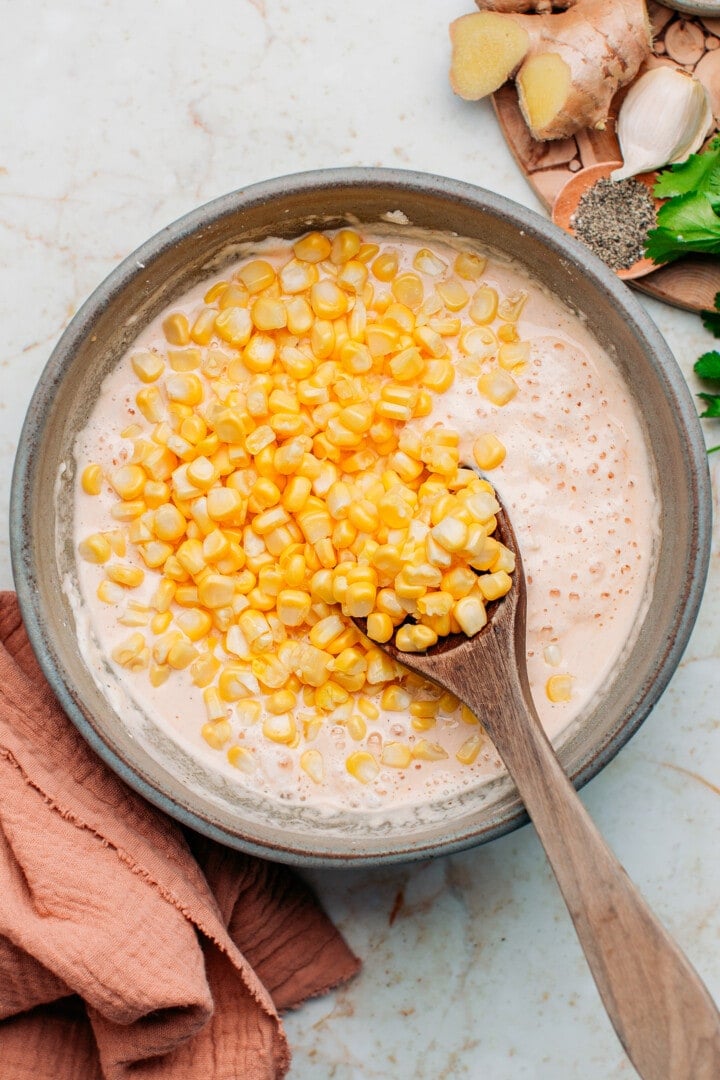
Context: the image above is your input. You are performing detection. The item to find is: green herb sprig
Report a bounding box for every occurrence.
[692,293,720,451]
[645,136,720,264]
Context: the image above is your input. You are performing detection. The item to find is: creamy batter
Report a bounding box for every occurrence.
[71,226,658,812]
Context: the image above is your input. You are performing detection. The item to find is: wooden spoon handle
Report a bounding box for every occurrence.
[462,682,720,1080]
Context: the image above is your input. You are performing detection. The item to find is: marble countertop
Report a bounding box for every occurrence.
[2,3,719,1077]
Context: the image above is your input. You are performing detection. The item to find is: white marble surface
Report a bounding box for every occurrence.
[1,3,719,1077]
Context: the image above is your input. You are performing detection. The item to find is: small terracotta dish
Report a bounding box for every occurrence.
[552,161,665,281]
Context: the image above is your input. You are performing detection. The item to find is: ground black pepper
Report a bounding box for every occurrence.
[571,177,656,271]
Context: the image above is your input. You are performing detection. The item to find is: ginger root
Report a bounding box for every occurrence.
[449,0,652,141]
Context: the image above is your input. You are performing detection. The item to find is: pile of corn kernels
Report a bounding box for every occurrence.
[77,227,544,788]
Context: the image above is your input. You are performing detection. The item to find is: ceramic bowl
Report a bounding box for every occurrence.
[10,168,711,866]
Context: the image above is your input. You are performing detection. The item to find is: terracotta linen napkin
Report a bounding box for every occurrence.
[0,591,360,1079]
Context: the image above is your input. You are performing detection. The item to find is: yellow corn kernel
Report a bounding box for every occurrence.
[251,296,287,332]
[197,574,235,609]
[422,359,454,393]
[453,595,487,637]
[106,563,144,589]
[286,296,314,335]
[275,588,310,626]
[366,612,394,644]
[78,533,112,564]
[355,696,378,721]
[131,349,165,383]
[143,480,171,509]
[412,739,448,761]
[546,674,573,703]
[454,251,487,281]
[236,697,263,725]
[279,259,318,295]
[149,662,170,688]
[175,608,213,641]
[227,745,256,773]
[440,567,476,600]
[343,581,376,619]
[214,281,248,309]
[472,433,506,471]
[409,700,440,722]
[281,475,312,514]
[416,592,453,618]
[138,540,172,568]
[337,259,368,294]
[477,570,513,602]
[166,372,203,407]
[136,386,164,424]
[262,711,297,745]
[162,312,190,346]
[411,247,445,276]
[391,272,423,309]
[168,347,202,372]
[167,639,200,670]
[215,306,253,349]
[150,611,172,635]
[309,280,349,320]
[175,583,199,607]
[395,624,438,653]
[381,684,411,712]
[330,228,361,265]
[110,631,144,664]
[381,742,412,768]
[110,499,147,523]
[431,517,468,553]
[217,665,252,702]
[498,340,530,370]
[237,259,276,294]
[267,688,297,715]
[151,504,185,543]
[477,368,518,407]
[469,285,498,325]
[413,389,433,417]
[151,578,176,613]
[436,278,469,311]
[80,463,104,496]
[388,346,424,382]
[315,679,350,711]
[206,487,245,522]
[371,250,399,282]
[190,652,221,689]
[293,231,332,263]
[456,733,484,765]
[238,608,273,649]
[202,718,232,750]
[346,750,380,784]
[300,748,324,784]
[109,465,146,501]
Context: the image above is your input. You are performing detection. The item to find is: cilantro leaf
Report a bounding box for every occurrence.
[653,137,720,200]
[702,293,720,338]
[697,392,720,418]
[646,139,720,263]
[645,194,720,263]
[694,351,720,380]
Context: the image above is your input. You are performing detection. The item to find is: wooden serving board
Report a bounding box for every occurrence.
[492,2,720,312]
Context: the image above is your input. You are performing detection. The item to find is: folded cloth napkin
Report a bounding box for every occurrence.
[0,591,360,1079]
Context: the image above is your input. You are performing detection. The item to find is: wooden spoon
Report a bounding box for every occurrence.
[355,499,720,1080]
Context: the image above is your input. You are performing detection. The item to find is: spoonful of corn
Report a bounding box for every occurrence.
[355,489,720,1080]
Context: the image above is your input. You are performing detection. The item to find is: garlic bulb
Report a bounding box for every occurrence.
[611,67,712,182]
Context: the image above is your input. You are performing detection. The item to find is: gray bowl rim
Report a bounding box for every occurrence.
[10,165,712,867]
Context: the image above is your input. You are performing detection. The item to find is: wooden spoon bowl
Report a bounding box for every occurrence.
[355,495,720,1079]
[552,161,665,281]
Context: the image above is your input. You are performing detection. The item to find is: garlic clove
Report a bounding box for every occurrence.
[611,67,713,183]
